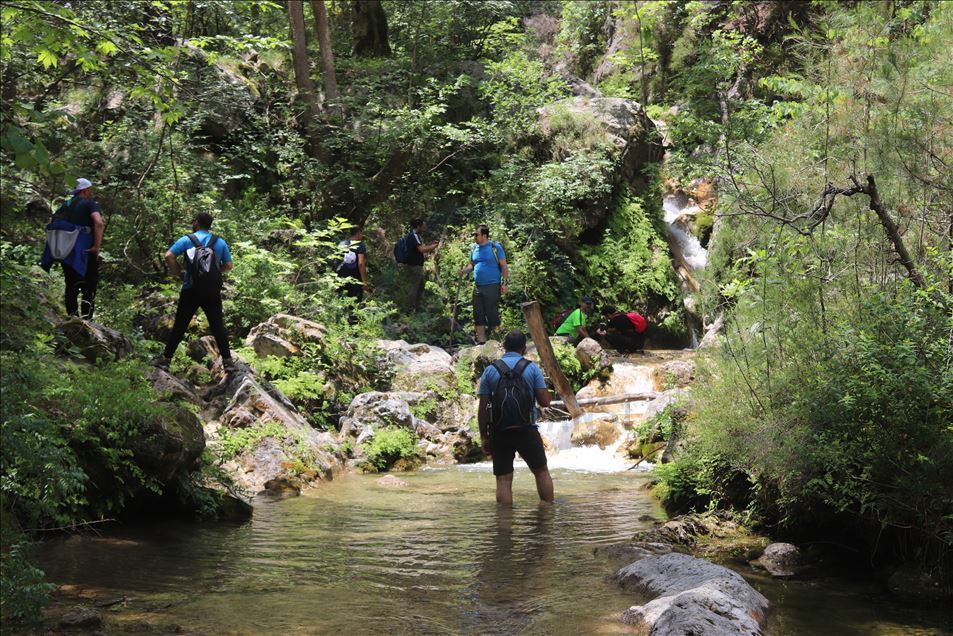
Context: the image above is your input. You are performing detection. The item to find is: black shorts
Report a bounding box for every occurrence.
[490,427,548,476]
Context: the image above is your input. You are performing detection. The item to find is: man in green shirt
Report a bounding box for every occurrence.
[555,296,594,345]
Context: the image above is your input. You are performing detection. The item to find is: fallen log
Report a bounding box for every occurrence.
[551,392,656,409]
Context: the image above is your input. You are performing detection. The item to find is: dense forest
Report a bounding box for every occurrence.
[1,0,950,627]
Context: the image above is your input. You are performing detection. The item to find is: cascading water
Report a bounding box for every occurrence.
[662,195,708,271]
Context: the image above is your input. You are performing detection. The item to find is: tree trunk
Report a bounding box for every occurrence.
[521,301,584,418]
[311,0,339,106]
[352,0,390,57]
[285,0,322,156]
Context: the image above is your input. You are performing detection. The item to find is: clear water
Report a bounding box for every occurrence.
[38,467,953,635]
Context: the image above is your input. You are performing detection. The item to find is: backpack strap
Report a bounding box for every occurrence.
[206,234,218,250]
[187,233,202,247]
[512,357,531,379]
[491,242,502,268]
[491,359,511,378]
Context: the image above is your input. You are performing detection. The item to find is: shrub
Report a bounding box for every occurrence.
[361,427,421,472]
[0,535,54,627]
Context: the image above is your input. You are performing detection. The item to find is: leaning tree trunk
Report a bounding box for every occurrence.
[311,0,339,107]
[352,0,390,57]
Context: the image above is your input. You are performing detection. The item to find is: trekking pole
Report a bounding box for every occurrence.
[447,270,465,353]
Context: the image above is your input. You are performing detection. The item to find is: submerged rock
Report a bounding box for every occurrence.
[617,552,769,636]
[376,474,408,488]
[59,606,103,629]
[752,542,802,578]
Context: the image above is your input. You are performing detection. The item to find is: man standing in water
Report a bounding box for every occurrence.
[478,330,554,504]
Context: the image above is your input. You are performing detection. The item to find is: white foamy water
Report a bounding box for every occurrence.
[663,195,708,270]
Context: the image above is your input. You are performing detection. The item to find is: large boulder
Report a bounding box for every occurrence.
[377,340,456,393]
[340,391,481,467]
[453,340,503,385]
[56,317,133,362]
[209,367,343,497]
[540,97,662,185]
[146,367,204,408]
[616,553,770,636]
[578,362,656,399]
[128,405,205,485]
[245,313,327,358]
[575,337,610,372]
[132,292,179,342]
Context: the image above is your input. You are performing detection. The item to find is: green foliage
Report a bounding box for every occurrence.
[218,420,296,462]
[0,535,54,627]
[360,426,422,473]
[551,338,601,393]
[664,287,953,571]
[1,353,171,527]
[576,190,679,308]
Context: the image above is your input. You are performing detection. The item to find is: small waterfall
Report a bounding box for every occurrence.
[536,417,642,473]
[662,195,708,270]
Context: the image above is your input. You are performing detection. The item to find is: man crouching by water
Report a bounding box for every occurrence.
[478,330,554,504]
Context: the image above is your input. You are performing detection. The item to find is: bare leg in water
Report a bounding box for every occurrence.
[531,466,554,502]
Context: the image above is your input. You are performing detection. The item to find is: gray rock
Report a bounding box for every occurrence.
[244,313,328,359]
[453,340,503,383]
[642,390,687,423]
[622,583,764,636]
[212,370,343,497]
[56,317,133,362]
[575,337,609,372]
[887,562,951,602]
[376,474,408,488]
[570,412,622,448]
[617,553,769,636]
[653,359,696,390]
[128,405,205,485]
[340,391,416,434]
[752,542,801,577]
[59,606,103,629]
[187,335,220,363]
[594,541,673,566]
[147,367,204,407]
[377,339,456,393]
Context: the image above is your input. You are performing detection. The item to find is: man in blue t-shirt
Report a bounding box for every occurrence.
[459,224,510,344]
[477,330,554,504]
[155,212,234,372]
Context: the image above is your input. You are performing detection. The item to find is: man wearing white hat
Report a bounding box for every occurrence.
[56,177,104,318]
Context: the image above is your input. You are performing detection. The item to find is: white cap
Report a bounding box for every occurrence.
[69,178,93,194]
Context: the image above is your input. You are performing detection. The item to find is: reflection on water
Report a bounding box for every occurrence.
[38,468,953,635]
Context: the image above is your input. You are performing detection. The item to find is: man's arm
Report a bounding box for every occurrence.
[165,250,182,279]
[417,242,438,254]
[86,211,104,257]
[499,258,509,294]
[477,395,492,456]
[222,261,234,272]
[535,388,552,407]
[358,253,367,286]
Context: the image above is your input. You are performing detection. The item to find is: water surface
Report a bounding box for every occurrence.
[39,467,952,634]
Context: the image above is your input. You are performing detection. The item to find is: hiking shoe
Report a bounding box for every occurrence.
[152,355,170,371]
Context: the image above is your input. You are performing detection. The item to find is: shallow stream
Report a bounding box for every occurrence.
[39,467,952,635]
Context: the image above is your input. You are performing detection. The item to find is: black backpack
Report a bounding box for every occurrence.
[393,232,414,264]
[186,233,223,293]
[489,358,535,433]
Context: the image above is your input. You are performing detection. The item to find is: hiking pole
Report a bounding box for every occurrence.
[447,271,465,353]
